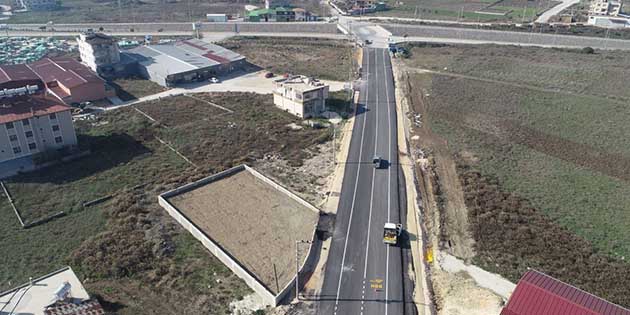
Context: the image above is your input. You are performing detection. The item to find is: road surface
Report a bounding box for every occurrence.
[318,47,408,315]
[536,0,580,23]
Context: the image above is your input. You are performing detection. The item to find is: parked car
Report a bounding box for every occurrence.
[265,72,274,78]
[209,77,220,83]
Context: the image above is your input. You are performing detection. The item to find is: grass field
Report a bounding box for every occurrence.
[0,92,331,313]
[218,37,355,82]
[369,0,555,22]
[110,77,167,101]
[402,44,630,306]
[4,0,328,23]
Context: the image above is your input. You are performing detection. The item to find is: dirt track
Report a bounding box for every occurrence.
[168,169,319,294]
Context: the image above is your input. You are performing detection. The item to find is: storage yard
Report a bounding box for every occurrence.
[0,37,75,64]
[399,43,630,307]
[164,167,320,297]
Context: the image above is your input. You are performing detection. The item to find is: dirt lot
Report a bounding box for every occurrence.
[168,169,319,294]
[399,44,630,307]
[0,92,334,314]
[218,37,355,82]
[368,0,555,22]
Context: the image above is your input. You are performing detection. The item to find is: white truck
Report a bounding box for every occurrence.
[383,223,402,245]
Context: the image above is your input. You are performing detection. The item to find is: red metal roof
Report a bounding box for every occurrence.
[29,57,103,88]
[0,64,41,84]
[501,270,630,315]
[0,95,71,124]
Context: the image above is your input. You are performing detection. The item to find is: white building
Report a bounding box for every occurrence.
[0,94,78,178]
[77,32,121,73]
[273,76,329,118]
[207,13,228,22]
[589,0,623,16]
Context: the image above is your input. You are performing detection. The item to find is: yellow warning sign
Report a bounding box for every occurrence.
[426,247,434,263]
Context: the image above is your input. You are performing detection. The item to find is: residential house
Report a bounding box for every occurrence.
[0,266,105,315]
[273,75,329,118]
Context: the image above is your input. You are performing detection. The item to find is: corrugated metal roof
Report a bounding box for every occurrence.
[0,64,41,84]
[124,39,245,77]
[29,57,104,88]
[501,270,630,315]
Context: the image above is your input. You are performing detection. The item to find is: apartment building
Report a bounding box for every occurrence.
[77,32,121,73]
[0,94,77,177]
[273,76,329,118]
[589,0,623,16]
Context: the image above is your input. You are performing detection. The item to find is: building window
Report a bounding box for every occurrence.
[6,122,14,129]
[52,125,60,132]
[28,143,36,150]
[54,136,63,144]
[49,113,57,120]
[12,147,21,154]
[22,119,30,126]
[25,131,33,138]
[9,135,17,142]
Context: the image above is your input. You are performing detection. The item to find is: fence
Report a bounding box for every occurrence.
[158,164,320,306]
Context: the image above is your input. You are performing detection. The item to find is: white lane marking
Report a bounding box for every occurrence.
[383,48,393,315]
[334,48,371,315]
[362,48,380,281]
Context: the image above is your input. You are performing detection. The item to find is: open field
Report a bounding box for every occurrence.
[110,76,167,101]
[401,44,630,307]
[168,169,319,294]
[0,92,332,313]
[218,37,355,82]
[368,0,556,22]
[4,0,328,23]
[137,92,334,167]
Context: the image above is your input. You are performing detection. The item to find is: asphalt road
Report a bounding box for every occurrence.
[318,48,406,315]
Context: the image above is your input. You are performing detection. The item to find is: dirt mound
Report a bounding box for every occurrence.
[460,163,630,307]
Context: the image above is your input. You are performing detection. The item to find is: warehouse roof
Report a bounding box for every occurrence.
[125,39,245,75]
[0,64,41,84]
[501,270,630,315]
[29,57,104,88]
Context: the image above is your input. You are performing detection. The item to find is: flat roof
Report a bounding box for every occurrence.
[125,39,245,75]
[274,76,328,93]
[0,94,72,124]
[0,266,91,315]
[163,166,319,294]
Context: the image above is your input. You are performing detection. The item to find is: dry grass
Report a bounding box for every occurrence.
[219,37,355,82]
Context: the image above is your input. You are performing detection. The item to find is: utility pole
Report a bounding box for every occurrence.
[295,240,313,300]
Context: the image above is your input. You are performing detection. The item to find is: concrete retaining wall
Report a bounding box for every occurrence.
[7,22,340,34]
[159,164,320,306]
